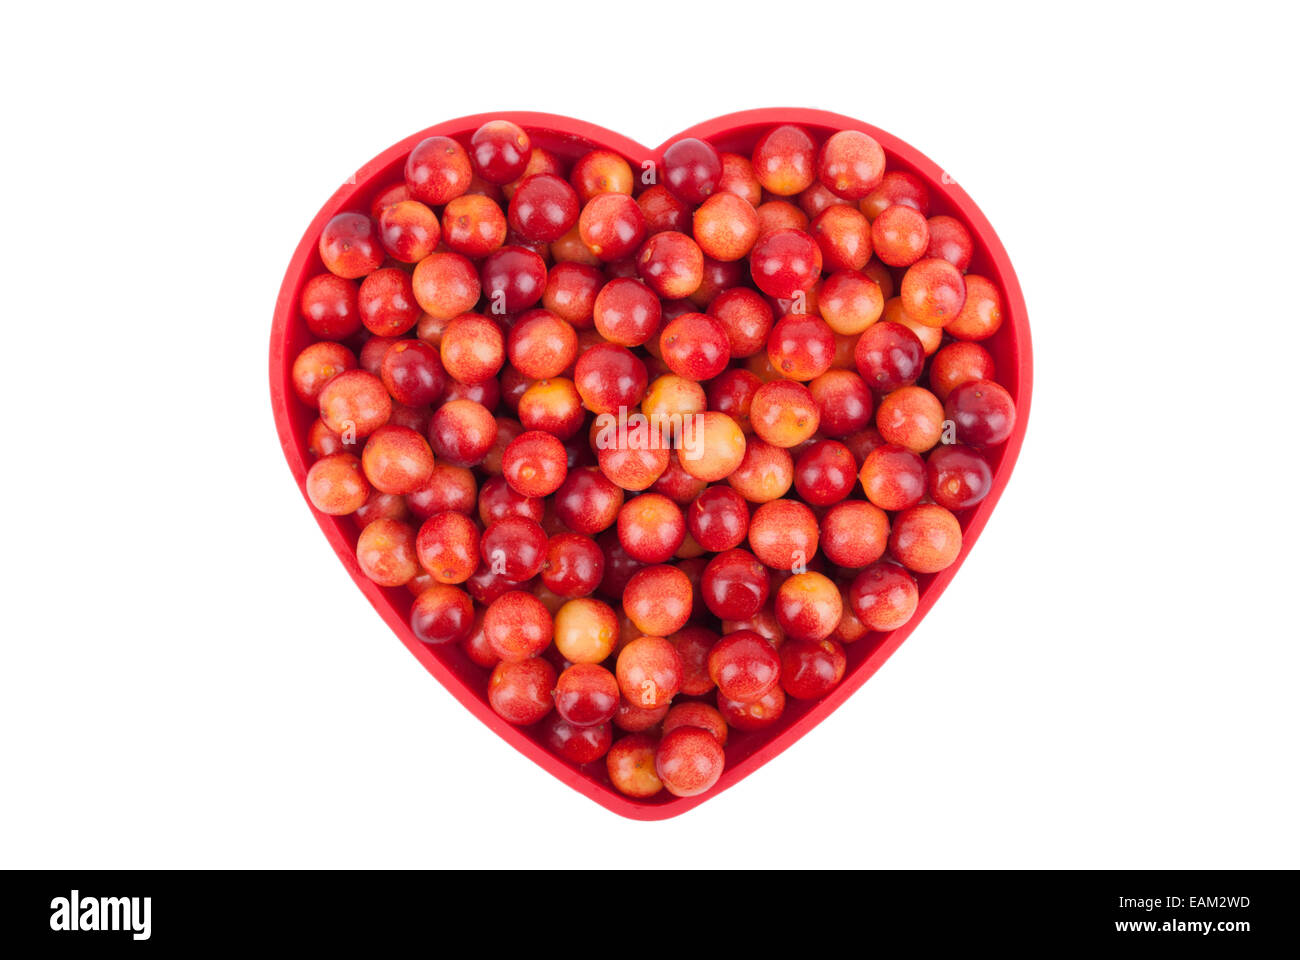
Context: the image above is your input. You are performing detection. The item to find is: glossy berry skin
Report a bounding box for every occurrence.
[440,194,508,259]
[926,215,974,271]
[860,170,930,220]
[378,200,441,263]
[479,515,548,582]
[596,439,670,493]
[412,251,481,321]
[483,590,553,662]
[553,597,619,663]
[488,657,556,725]
[876,386,946,453]
[662,703,728,747]
[717,685,785,732]
[706,368,762,435]
[780,638,848,699]
[727,438,793,504]
[579,193,647,261]
[678,412,747,483]
[543,262,603,326]
[854,321,924,393]
[702,549,770,621]
[637,231,704,300]
[439,313,504,385]
[474,467,543,529]
[405,136,473,205]
[613,698,669,733]
[901,257,966,327]
[655,726,725,798]
[481,245,547,313]
[708,629,781,703]
[319,212,384,279]
[638,184,691,235]
[594,277,660,346]
[617,493,686,563]
[543,716,613,764]
[927,445,994,511]
[775,572,843,643]
[890,503,963,574]
[469,119,531,184]
[659,312,731,382]
[361,425,435,495]
[306,453,369,515]
[818,130,886,199]
[318,369,391,438]
[871,204,930,267]
[669,625,719,696]
[616,635,684,709]
[428,399,497,467]
[748,499,818,571]
[859,444,927,511]
[687,485,750,552]
[708,287,774,358]
[502,430,568,497]
[518,378,584,440]
[301,274,361,340]
[358,268,420,337]
[849,562,919,632]
[945,379,1017,447]
[749,229,823,299]
[554,663,620,726]
[809,369,873,437]
[663,137,722,204]
[541,533,605,598]
[930,341,996,401]
[293,341,356,405]
[508,174,580,243]
[570,149,634,201]
[820,500,890,568]
[652,457,708,507]
[750,380,819,448]
[509,310,578,381]
[409,465,477,520]
[410,583,475,645]
[622,565,693,637]
[752,124,817,196]
[767,313,835,381]
[356,515,416,582]
[415,511,480,584]
[380,339,446,408]
[607,734,664,798]
[945,275,1004,341]
[810,205,873,273]
[553,467,624,535]
[793,440,857,506]
[693,192,760,262]
[574,343,648,414]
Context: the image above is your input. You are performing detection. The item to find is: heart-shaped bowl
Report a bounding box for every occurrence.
[270,109,1031,820]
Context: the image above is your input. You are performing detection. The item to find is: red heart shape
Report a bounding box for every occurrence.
[269,110,1032,819]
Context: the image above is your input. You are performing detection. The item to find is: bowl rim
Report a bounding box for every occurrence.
[270,109,1032,821]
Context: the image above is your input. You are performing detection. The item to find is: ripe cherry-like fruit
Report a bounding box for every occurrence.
[655,726,725,798]
[663,137,722,204]
[405,136,473,205]
[708,629,781,703]
[616,635,684,709]
[488,657,556,725]
[780,637,847,699]
[483,590,553,662]
[945,379,1017,446]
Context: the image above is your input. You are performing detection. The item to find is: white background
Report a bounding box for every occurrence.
[2,1,1296,869]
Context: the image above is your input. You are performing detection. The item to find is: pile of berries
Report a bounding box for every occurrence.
[290,118,1017,800]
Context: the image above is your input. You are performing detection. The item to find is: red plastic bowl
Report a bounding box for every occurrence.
[269,110,1032,820]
